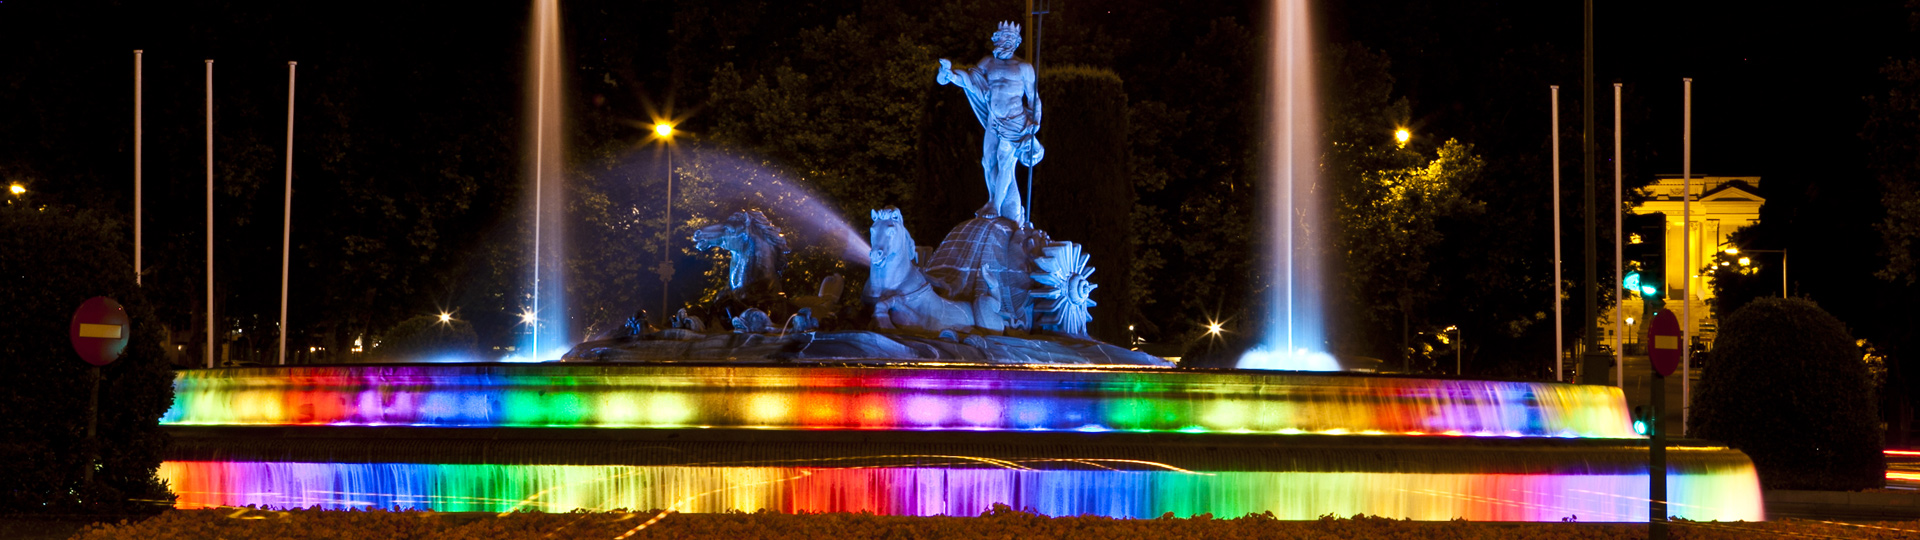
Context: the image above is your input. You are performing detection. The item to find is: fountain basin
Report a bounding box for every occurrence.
[158,364,1763,520]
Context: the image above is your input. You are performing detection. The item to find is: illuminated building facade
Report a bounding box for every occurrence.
[1609,175,1764,350]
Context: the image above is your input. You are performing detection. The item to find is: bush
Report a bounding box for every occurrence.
[1688,297,1884,490]
[375,315,479,361]
[0,205,175,513]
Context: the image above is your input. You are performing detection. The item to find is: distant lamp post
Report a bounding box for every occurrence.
[654,121,677,323]
[7,183,23,196]
[1394,128,1411,148]
[1731,247,1789,298]
[437,312,454,324]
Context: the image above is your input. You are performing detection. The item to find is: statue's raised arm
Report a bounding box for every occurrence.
[934,21,1045,224]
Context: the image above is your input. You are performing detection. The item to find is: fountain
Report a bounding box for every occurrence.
[152,11,1765,522]
[520,0,570,362]
[1238,0,1336,372]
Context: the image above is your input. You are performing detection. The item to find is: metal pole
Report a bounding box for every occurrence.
[1651,368,1669,538]
[1582,0,1599,371]
[662,150,672,322]
[1614,83,1624,387]
[205,59,215,369]
[83,366,98,483]
[1456,328,1462,376]
[134,50,142,286]
[1681,78,1692,436]
[1782,250,1789,298]
[1024,0,1046,229]
[280,62,296,365]
[1551,86,1564,382]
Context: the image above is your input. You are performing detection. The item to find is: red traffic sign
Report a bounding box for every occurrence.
[1648,309,1683,377]
[70,296,130,366]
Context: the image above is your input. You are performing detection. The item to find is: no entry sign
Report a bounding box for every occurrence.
[1648,309,1683,377]
[70,296,130,366]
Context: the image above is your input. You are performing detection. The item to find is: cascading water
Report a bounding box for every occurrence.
[664,148,871,265]
[520,0,570,361]
[1240,0,1335,371]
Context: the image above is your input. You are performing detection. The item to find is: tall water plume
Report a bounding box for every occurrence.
[1239,0,1335,371]
[520,0,570,361]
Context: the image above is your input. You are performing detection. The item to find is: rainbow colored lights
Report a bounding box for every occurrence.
[162,365,1638,438]
[159,458,1764,521]
[159,364,1766,521]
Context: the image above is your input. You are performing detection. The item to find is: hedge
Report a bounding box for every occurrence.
[1687,297,1884,490]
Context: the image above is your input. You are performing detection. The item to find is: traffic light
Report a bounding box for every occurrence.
[1632,405,1655,436]
[1624,213,1666,298]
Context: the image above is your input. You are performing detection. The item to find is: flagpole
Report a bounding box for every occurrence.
[205,59,215,369]
[1614,82,1624,387]
[134,50,143,286]
[280,61,296,365]
[1681,78,1693,435]
[1551,85,1564,382]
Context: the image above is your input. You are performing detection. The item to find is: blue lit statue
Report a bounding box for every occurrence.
[692,210,790,310]
[938,21,1044,224]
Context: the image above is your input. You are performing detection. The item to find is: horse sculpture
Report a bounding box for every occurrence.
[866,208,1005,335]
[693,210,790,310]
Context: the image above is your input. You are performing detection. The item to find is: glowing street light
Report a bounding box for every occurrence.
[1394,128,1411,147]
[653,120,679,323]
[7,183,23,196]
[1206,321,1224,336]
[518,309,538,326]
[437,312,454,324]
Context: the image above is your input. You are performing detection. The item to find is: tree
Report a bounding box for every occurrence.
[0,205,174,513]
[374,315,479,362]
[1688,298,1883,490]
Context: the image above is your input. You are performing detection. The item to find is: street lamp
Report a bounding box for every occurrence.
[1728,247,1788,298]
[7,183,23,196]
[1394,128,1411,148]
[654,122,676,323]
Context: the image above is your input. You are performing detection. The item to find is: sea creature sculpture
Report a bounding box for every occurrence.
[866,208,1007,335]
[693,210,791,309]
[1032,241,1096,337]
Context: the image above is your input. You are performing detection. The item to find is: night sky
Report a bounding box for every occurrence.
[4,0,1916,354]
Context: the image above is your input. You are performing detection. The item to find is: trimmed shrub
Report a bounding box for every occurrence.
[0,205,175,513]
[376,315,479,361]
[1688,297,1884,490]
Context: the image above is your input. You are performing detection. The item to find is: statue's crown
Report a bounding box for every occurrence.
[993,21,1022,44]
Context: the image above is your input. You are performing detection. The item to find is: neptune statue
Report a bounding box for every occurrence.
[937,21,1044,224]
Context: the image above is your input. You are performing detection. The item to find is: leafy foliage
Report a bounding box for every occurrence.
[1688,298,1884,490]
[373,315,479,362]
[1868,59,1920,285]
[0,205,175,513]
